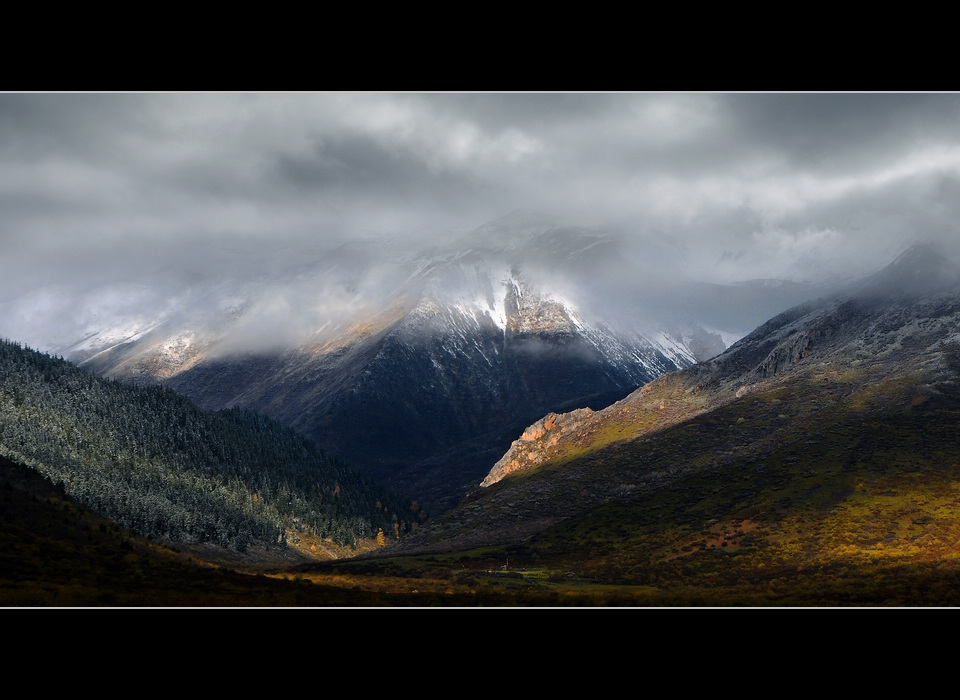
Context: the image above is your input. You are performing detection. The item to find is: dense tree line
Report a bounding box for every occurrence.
[0,339,422,551]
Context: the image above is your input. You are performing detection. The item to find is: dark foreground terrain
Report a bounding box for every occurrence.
[7,247,960,607]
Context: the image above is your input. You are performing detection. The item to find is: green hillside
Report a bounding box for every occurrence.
[0,339,422,555]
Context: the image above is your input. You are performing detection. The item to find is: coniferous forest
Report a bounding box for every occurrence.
[0,339,421,552]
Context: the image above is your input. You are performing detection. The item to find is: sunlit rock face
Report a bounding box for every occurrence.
[481,408,594,487]
[504,276,575,338]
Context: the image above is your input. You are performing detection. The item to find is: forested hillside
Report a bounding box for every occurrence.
[0,339,421,553]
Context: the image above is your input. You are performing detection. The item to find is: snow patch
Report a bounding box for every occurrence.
[648,330,698,366]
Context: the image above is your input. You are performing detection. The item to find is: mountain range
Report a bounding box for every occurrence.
[325,242,960,604]
[27,211,825,514]
[7,216,959,604]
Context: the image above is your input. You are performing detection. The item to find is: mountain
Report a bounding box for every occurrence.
[3,212,829,516]
[385,245,960,603]
[8,238,960,605]
[475,243,960,488]
[59,213,748,515]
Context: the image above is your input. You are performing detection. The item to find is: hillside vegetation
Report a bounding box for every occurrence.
[0,339,422,555]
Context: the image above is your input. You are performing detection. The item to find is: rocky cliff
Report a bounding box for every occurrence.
[481,408,595,487]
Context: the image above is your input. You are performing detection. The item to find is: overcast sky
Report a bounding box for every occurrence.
[2,92,960,346]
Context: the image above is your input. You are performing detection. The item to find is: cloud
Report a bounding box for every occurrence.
[3,92,960,350]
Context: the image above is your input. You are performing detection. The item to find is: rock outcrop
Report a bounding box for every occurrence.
[481,407,594,487]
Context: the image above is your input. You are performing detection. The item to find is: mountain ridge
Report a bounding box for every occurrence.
[397,244,960,558]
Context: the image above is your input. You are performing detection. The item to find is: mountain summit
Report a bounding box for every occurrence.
[857,242,960,299]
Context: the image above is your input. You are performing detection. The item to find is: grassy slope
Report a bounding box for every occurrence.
[514,369,960,605]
